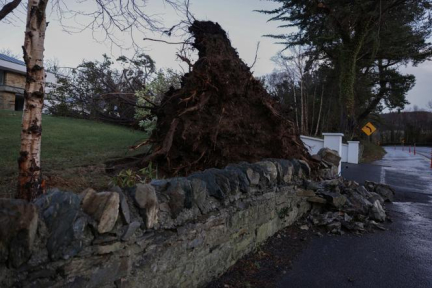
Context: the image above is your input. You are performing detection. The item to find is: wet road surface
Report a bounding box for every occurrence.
[414,146,432,160]
[277,147,432,288]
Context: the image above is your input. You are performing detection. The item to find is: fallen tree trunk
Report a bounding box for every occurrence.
[144,21,311,176]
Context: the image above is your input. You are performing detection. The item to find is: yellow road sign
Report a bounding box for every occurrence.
[361,122,377,136]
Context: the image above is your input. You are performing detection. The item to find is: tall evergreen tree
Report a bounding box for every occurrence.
[259,0,432,134]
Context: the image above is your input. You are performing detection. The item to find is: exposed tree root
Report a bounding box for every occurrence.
[143,20,312,176]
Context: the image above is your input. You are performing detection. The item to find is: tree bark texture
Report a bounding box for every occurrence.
[17,0,48,201]
[339,48,358,118]
[339,19,372,134]
[357,60,386,125]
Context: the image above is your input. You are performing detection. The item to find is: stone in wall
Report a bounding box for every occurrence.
[132,184,159,229]
[0,199,38,267]
[35,190,92,260]
[81,189,120,233]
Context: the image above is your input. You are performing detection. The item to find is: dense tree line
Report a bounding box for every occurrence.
[379,111,432,145]
[262,49,336,136]
[47,54,154,125]
[46,54,181,129]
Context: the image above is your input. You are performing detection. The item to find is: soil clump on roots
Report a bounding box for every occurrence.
[143,21,311,176]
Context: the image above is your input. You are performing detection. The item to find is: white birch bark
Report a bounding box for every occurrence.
[17,0,48,200]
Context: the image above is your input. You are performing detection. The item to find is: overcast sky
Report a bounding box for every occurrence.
[0,0,430,110]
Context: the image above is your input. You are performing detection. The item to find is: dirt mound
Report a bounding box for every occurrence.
[144,21,311,176]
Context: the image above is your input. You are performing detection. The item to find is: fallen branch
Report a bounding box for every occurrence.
[129,139,152,151]
[141,118,179,164]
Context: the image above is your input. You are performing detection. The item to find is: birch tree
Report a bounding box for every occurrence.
[16,0,48,200]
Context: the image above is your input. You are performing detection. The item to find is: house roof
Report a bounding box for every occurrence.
[0,53,56,84]
[0,53,25,66]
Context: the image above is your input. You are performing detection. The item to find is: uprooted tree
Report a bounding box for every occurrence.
[140,21,311,176]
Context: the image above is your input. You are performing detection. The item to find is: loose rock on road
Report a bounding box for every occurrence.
[277,147,432,288]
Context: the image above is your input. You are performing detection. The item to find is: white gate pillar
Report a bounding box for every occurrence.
[322,133,344,174]
[347,141,360,164]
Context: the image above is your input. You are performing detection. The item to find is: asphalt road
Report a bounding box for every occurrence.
[414,146,432,160]
[276,147,432,288]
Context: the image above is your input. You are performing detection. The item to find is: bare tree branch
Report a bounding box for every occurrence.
[48,0,184,50]
[0,0,21,21]
[249,41,260,69]
[143,37,191,45]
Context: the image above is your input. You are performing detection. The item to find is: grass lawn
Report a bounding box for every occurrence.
[0,110,147,198]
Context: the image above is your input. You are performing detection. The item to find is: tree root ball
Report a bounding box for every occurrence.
[144,20,312,176]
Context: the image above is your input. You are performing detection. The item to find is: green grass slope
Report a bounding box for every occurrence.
[360,141,386,163]
[0,110,147,198]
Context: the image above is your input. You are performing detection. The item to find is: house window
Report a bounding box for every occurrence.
[15,94,24,111]
[0,70,4,85]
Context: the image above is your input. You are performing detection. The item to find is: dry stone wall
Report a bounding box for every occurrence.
[0,158,339,288]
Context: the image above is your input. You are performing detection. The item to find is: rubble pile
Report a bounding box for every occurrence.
[300,178,395,234]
